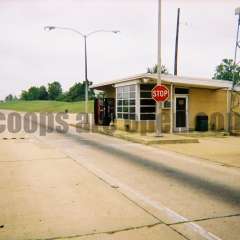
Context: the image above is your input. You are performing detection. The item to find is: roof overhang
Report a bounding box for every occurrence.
[91,73,236,91]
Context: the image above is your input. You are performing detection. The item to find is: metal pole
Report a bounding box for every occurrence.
[229,13,240,133]
[156,0,162,137]
[84,35,88,114]
[170,84,174,134]
[174,8,180,76]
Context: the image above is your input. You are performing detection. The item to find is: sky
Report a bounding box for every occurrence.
[0,0,239,100]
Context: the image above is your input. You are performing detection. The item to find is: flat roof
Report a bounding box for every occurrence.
[91,73,240,91]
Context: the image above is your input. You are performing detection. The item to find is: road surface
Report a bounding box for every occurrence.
[0,111,240,240]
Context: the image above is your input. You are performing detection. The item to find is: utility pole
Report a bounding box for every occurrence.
[174,8,180,76]
[229,8,240,133]
[156,0,163,137]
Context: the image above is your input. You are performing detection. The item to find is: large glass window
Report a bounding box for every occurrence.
[116,85,136,120]
[140,84,156,120]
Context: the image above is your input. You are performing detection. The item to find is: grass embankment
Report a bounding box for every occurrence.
[0,100,94,113]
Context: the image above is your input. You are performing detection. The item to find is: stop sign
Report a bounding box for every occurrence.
[151,84,169,102]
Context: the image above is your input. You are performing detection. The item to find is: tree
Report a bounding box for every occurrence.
[48,81,62,100]
[5,94,13,102]
[63,81,95,102]
[147,64,169,74]
[20,90,29,100]
[65,82,84,102]
[39,86,48,100]
[213,59,240,84]
[26,87,41,100]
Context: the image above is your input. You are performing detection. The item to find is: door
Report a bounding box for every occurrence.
[175,96,188,131]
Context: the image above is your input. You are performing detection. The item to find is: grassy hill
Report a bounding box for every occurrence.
[0,100,94,113]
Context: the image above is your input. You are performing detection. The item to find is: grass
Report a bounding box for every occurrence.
[0,100,94,113]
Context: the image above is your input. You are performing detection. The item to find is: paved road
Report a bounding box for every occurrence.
[0,111,240,240]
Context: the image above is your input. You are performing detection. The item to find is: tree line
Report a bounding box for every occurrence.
[5,81,95,102]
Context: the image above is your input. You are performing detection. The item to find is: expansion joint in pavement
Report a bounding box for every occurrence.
[25,222,165,240]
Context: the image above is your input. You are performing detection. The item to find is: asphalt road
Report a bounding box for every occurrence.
[0,111,240,240]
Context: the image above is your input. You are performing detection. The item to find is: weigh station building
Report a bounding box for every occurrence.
[91,74,240,133]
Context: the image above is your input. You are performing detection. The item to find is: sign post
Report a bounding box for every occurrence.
[156,0,162,137]
[152,84,169,136]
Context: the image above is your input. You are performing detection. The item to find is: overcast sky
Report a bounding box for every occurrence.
[0,0,239,99]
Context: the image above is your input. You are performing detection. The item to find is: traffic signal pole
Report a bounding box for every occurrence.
[156,0,163,137]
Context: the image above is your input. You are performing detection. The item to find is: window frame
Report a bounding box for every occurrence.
[116,84,137,120]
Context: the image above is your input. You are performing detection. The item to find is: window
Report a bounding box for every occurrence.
[175,88,189,94]
[116,85,136,120]
[163,100,171,109]
[140,84,156,120]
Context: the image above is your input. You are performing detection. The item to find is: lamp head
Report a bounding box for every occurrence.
[235,7,240,15]
[44,26,56,31]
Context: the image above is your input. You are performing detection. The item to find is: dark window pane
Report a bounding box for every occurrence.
[129,114,136,120]
[117,114,123,118]
[123,106,129,112]
[140,99,156,106]
[123,100,128,106]
[140,114,155,120]
[164,101,171,108]
[140,84,155,91]
[117,100,123,105]
[175,88,189,94]
[117,107,122,112]
[130,107,135,113]
[130,99,135,105]
[123,114,129,119]
[141,107,156,113]
[140,92,152,98]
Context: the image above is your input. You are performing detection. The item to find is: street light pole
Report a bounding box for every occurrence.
[156,0,163,137]
[44,26,120,114]
[84,35,88,113]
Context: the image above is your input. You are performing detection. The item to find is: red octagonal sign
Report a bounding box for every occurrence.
[151,84,169,102]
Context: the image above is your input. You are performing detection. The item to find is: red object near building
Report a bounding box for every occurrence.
[151,84,169,102]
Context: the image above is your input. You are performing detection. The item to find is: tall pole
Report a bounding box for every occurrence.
[156,0,162,137]
[84,35,88,114]
[174,8,180,76]
[229,11,240,133]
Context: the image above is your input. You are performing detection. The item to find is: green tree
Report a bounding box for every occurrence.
[65,82,84,102]
[5,94,13,102]
[147,64,169,74]
[63,81,95,102]
[39,86,48,100]
[48,81,62,100]
[213,59,240,84]
[20,90,29,100]
[27,87,41,100]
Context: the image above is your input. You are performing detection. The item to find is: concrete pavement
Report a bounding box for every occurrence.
[0,111,240,240]
[0,118,184,239]
[157,136,240,168]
